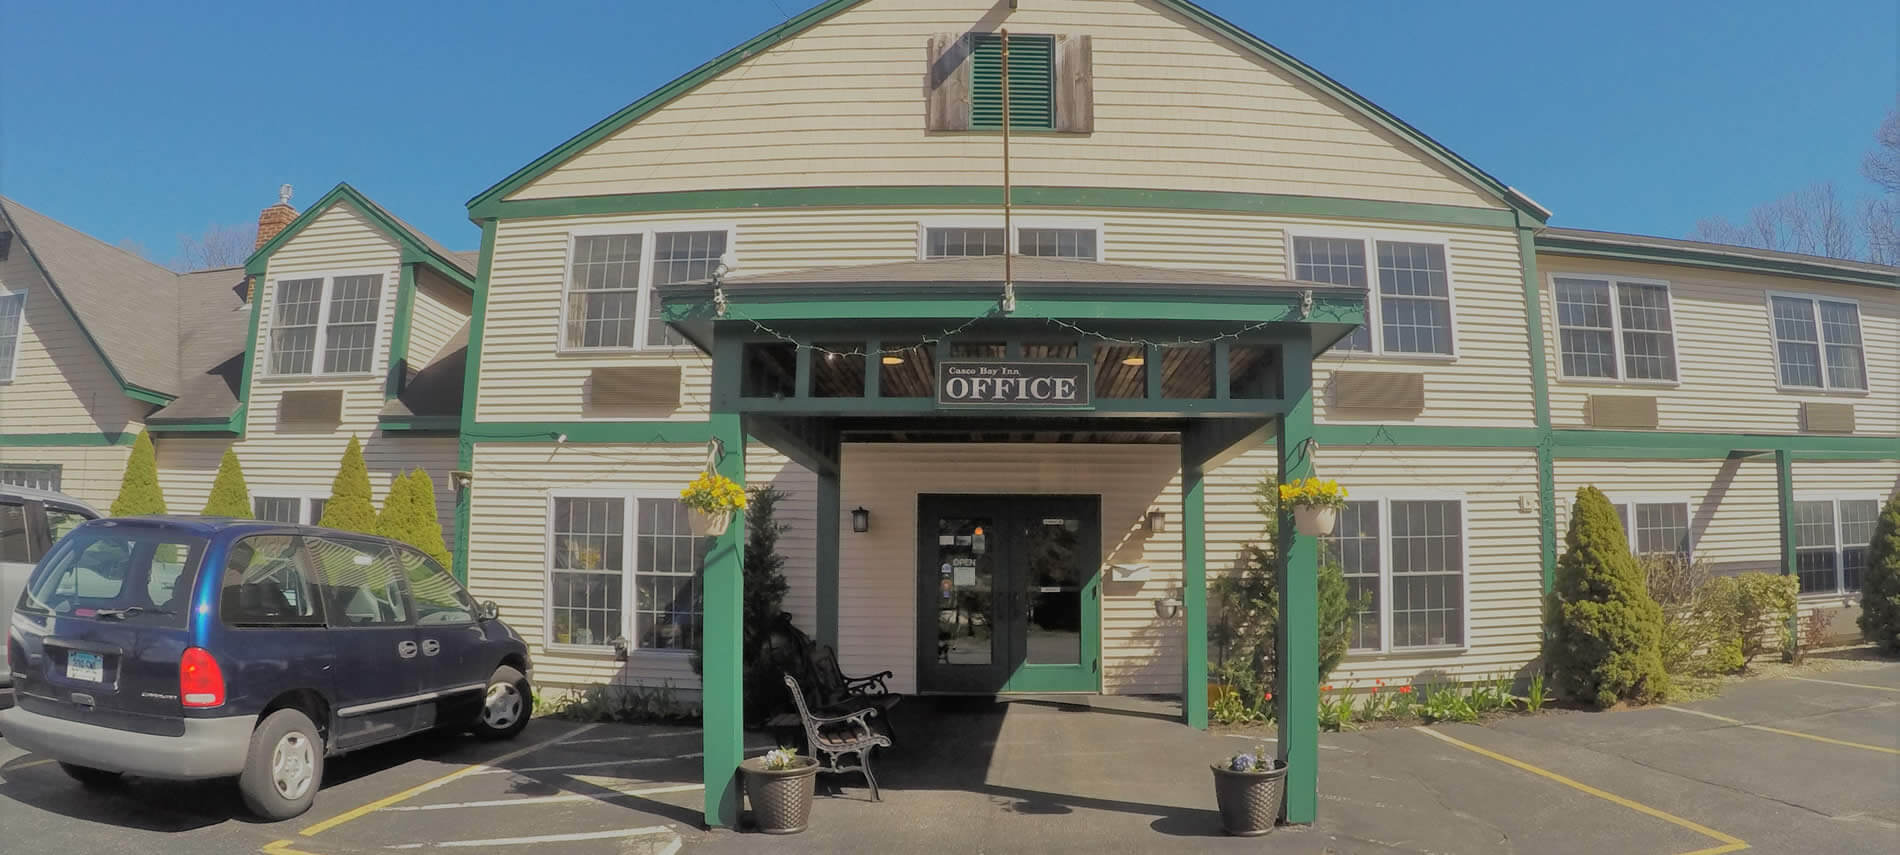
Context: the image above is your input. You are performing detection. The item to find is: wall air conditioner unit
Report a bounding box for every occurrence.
[1109,563,1152,582]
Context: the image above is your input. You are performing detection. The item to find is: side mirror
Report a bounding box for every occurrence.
[480,601,500,621]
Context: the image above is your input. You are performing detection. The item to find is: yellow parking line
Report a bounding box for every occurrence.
[1413,727,1748,855]
[298,723,599,838]
[1783,675,1900,694]
[1661,706,1900,756]
[262,840,325,855]
[8,758,55,771]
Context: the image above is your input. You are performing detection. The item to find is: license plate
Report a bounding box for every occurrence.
[67,651,104,683]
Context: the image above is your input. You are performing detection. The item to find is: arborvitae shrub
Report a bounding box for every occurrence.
[111,431,167,516]
[317,436,378,533]
[377,469,452,568]
[201,448,253,518]
[1857,492,1900,654]
[1545,486,1669,708]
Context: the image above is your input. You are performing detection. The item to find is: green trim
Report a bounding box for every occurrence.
[701,413,746,829]
[1776,450,1796,578]
[1315,425,1543,448]
[124,385,176,406]
[246,183,474,291]
[1537,235,1896,290]
[451,220,498,586]
[377,415,460,433]
[1316,425,1898,460]
[465,0,1541,222]
[1275,335,1319,825]
[1180,446,1208,730]
[1519,225,1557,591]
[145,415,242,436]
[475,184,1520,229]
[386,263,417,399]
[462,421,711,444]
[1551,430,1895,456]
[234,277,265,441]
[0,432,137,447]
[970,33,1055,131]
[815,468,840,651]
[452,436,472,585]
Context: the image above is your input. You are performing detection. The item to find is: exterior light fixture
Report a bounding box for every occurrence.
[1120,355,1145,366]
[450,470,474,490]
[1156,587,1183,620]
[1146,510,1166,533]
[851,507,871,533]
[881,355,905,365]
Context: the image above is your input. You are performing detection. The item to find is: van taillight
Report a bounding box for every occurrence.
[179,647,225,708]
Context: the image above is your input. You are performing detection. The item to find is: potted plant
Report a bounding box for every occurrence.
[1211,743,1285,836]
[742,746,820,834]
[681,471,747,537]
[1279,476,1348,537]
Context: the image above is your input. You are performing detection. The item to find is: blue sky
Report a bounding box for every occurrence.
[2,0,1893,258]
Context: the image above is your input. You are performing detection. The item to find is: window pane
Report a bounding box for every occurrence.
[1818,301,1866,389]
[1617,283,1676,381]
[45,507,89,541]
[926,227,1005,259]
[1018,228,1097,260]
[634,498,705,651]
[1292,237,1369,351]
[269,279,323,375]
[219,535,324,627]
[1554,278,1616,378]
[1840,500,1880,591]
[568,235,642,349]
[308,537,409,626]
[649,231,727,346]
[1323,501,1380,651]
[1388,500,1463,648]
[0,502,27,563]
[22,530,205,628]
[0,464,61,491]
[307,498,326,525]
[1376,242,1452,355]
[1771,297,1823,388]
[551,497,624,646]
[0,292,24,379]
[253,497,299,523]
[1633,502,1690,557]
[1793,501,1837,594]
[394,547,477,625]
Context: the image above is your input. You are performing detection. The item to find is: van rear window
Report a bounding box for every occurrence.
[18,526,206,629]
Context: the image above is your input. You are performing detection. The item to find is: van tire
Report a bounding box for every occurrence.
[59,762,124,788]
[472,665,531,741]
[239,708,324,820]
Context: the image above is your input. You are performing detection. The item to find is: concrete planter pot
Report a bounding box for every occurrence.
[1292,505,1337,537]
[688,508,733,538]
[1210,763,1285,836]
[742,756,820,834]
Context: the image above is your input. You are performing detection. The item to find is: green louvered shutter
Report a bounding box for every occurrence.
[970,34,1054,130]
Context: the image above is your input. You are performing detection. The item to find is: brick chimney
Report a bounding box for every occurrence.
[255,183,297,249]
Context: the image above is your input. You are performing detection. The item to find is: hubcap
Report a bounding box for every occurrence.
[484,682,522,729]
[270,732,314,800]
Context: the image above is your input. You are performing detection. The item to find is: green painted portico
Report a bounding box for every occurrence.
[661,256,1364,829]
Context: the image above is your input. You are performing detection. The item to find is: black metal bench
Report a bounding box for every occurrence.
[782,673,891,801]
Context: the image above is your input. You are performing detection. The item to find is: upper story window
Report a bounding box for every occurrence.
[1552,276,1678,382]
[564,228,730,351]
[267,273,384,376]
[971,33,1054,130]
[0,290,24,381]
[1290,234,1453,356]
[1769,294,1866,391]
[922,224,1100,261]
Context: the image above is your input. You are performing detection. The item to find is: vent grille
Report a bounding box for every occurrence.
[1332,371,1425,413]
[277,390,343,430]
[587,366,681,413]
[1801,402,1855,434]
[1587,394,1658,429]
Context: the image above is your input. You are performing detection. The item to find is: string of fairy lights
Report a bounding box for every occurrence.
[721,306,1298,360]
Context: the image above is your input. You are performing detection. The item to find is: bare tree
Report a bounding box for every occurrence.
[175,222,257,271]
[1862,104,1900,264]
[1689,182,1860,259]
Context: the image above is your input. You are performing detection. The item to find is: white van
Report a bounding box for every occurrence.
[1,486,99,706]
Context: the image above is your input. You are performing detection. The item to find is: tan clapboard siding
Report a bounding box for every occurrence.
[1553,457,1782,579]
[0,443,135,509]
[479,208,1526,426]
[155,434,458,538]
[1320,447,1544,686]
[750,448,820,639]
[508,0,1498,208]
[408,267,472,365]
[0,242,147,434]
[463,441,811,695]
[1791,460,1900,638]
[1540,255,1900,437]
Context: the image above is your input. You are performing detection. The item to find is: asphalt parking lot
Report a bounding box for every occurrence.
[0,659,1894,854]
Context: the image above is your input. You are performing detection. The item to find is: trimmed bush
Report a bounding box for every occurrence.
[317,436,378,533]
[1858,492,1900,654]
[1705,572,1797,667]
[1642,553,1742,678]
[1545,486,1668,708]
[377,469,452,568]
[201,448,253,518]
[111,431,167,517]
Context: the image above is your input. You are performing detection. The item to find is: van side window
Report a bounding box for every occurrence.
[392,546,477,625]
[45,506,91,542]
[308,537,409,626]
[220,535,325,627]
[0,501,27,563]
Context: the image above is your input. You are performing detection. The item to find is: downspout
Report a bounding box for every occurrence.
[1001,29,1016,314]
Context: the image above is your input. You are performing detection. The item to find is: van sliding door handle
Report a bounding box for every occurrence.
[422,639,441,657]
[397,641,419,659]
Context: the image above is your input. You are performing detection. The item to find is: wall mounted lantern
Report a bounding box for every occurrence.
[1155,587,1183,620]
[851,507,871,533]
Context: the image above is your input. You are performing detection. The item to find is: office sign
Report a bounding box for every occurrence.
[936,361,1092,409]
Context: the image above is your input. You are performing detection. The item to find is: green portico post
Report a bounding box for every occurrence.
[1181,444,1209,730]
[1275,334,1319,824]
[701,411,747,828]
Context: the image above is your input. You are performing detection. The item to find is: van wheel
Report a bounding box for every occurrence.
[59,762,124,788]
[472,665,531,741]
[239,708,324,820]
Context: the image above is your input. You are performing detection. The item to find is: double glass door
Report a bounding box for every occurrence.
[916,495,1100,694]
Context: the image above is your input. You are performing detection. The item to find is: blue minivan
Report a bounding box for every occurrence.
[0,517,533,819]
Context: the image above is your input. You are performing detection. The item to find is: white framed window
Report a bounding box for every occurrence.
[918,218,1103,261]
[1606,498,1693,558]
[1767,293,1868,391]
[562,226,733,351]
[1793,495,1882,595]
[1551,275,1679,382]
[1322,493,1468,653]
[0,290,24,382]
[1287,230,1456,357]
[252,492,328,525]
[265,271,386,376]
[545,491,706,653]
[0,463,60,491]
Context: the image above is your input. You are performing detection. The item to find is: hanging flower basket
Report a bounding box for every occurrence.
[1278,477,1347,537]
[681,472,747,538]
